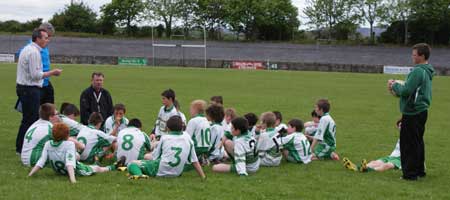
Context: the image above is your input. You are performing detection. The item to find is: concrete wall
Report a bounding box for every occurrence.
[50,55,450,76]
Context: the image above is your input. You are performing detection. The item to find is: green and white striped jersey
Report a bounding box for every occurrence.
[104,116,129,135]
[208,123,224,160]
[275,123,288,133]
[186,114,211,154]
[313,113,336,148]
[36,140,77,175]
[233,133,260,176]
[116,127,151,164]
[280,132,312,164]
[21,119,52,167]
[151,132,198,177]
[59,114,84,137]
[257,128,282,167]
[76,125,116,162]
[155,105,180,136]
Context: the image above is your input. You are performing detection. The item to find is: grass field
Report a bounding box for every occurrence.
[1,63,449,200]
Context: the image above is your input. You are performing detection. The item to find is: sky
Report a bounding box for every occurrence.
[0,0,308,23]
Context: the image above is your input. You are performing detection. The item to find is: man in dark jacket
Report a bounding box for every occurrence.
[80,72,113,126]
[388,43,435,181]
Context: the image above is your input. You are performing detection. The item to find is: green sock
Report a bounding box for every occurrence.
[128,163,143,176]
[107,165,116,171]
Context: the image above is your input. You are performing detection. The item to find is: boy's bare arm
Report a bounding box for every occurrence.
[67,165,76,183]
[192,162,206,180]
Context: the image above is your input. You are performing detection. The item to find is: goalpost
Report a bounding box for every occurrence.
[151,26,207,69]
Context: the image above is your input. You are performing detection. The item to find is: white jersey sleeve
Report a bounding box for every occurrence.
[234,141,248,176]
[59,115,84,136]
[36,142,50,168]
[390,140,401,157]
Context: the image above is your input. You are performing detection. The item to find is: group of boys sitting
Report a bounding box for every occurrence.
[22,88,356,183]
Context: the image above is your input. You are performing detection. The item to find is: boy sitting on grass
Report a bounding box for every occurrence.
[280,119,312,164]
[186,100,211,165]
[59,102,84,137]
[28,123,125,183]
[127,116,206,180]
[116,118,152,165]
[256,112,282,167]
[310,99,340,161]
[76,112,116,163]
[152,89,180,140]
[206,104,225,163]
[213,117,260,176]
[21,103,59,167]
[104,103,129,136]
[304,110,320,142]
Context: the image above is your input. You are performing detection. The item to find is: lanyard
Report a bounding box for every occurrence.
[93,91,102,112]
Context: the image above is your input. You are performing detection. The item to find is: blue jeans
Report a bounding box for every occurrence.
[16,84,40,153]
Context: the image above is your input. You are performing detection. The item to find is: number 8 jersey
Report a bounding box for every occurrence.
[151,131,198,177]
[116,126,151,164]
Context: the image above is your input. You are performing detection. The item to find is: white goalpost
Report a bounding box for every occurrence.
[151,26,207,68]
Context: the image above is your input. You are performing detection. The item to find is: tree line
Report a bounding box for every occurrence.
[0,0,449,45]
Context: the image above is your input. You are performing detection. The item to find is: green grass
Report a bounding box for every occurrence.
[1,64,449,199]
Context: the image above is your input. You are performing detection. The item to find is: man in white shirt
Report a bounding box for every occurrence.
[16,28,62,154]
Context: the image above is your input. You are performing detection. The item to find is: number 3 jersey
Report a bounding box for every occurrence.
[151,131,198,177]
[21,119,52,167]
[116,126,151,164]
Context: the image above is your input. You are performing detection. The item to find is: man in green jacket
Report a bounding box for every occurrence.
[388,43,435,181]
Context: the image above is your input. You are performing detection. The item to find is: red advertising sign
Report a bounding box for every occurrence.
[231,61,265,70]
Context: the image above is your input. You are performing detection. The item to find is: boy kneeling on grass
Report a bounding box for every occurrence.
[28,123,125,183]
[213,117,260,176]
[127,116,206,180]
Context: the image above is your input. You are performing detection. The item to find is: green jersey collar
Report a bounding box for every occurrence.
[168,131,183,135]
[194,114,205,118]
[164,105,175,112]
[112,116,126,124]
[50,140,63,147]
[266,128,275,132]
[237,131,250,138]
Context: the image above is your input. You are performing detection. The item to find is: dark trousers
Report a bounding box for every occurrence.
[40,81,54,104]
[16,85,40,153]
[400,111,427,179]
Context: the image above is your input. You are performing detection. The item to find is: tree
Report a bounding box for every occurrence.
[409,0,450,45]
[256,0,300,40]
[225,0,299,41]
[146,0,183,37]
[358,0,386,44]
[194,0,228,39]
[101,0,145,36]
[178,0,197,38]
[23,18,43,32]
[304,0,359,40]
[49,2,97,33]
[383,0,413,45]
